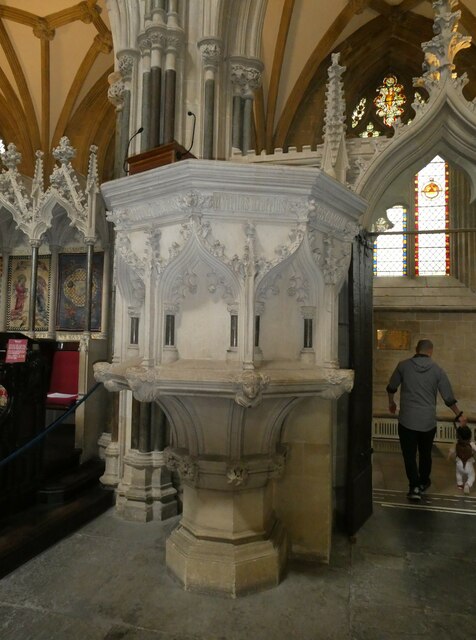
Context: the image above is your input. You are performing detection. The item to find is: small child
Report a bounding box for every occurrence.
[448,425,476,494]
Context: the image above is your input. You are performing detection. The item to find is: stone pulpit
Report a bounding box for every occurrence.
[96,159,366,596]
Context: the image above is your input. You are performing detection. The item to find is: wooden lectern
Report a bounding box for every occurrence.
[127,141,195,175]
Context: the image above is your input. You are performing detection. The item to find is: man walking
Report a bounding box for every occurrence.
[386,339,467,501]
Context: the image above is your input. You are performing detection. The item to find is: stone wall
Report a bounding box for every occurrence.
[373,310,476,420]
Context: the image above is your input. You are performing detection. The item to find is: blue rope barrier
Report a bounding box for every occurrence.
[0,382,102,469]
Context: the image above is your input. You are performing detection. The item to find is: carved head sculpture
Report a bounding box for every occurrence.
[235,370,269,408]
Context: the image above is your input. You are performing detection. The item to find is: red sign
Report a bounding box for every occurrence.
[5,338,28,363]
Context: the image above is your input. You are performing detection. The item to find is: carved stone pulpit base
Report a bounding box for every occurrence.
[166,483,287,596]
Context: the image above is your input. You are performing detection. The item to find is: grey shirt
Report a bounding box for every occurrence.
[386,354,457,432]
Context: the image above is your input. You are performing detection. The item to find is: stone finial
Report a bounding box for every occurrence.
[414,0,471,90]
[87,145,99,192]
[1,142,22,170]
[31,150,45,207]
[52,136,76,165]
[321,52,349,183]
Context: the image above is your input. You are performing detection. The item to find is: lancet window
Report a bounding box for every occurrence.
[373,156,450,277]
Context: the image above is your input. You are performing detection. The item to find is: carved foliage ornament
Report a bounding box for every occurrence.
[199,38,223,68]
[414,0,471,90]
[226,462,249,486]
[319,369,354,399]
[165,449,198,483]
[230,62,263,96]
[312,233,352,286]
[118,54,135,77]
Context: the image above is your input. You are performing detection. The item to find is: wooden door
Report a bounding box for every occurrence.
[346,231,374,536]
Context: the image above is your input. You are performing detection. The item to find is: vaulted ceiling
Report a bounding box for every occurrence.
[1,1,476,176]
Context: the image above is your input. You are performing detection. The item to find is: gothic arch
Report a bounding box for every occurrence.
[160,229,242,309]
[357,83,476,228]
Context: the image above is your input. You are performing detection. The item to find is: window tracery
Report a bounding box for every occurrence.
[359,122,381,138]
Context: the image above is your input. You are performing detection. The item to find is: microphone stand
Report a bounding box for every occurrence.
[176,112,196,160]
[123,126,144,174]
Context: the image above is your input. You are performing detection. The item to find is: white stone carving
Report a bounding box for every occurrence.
[170,267,198,305]
[234,370,270,408]
[287,274,310,304]
[0,138,99,243]
[230,59,264,97]
[320,369,354,399]
[118,53,135,78]
[322,52,349,183]
[198,37,223,69]
[107,72,126,111]
[226,462,249,486]
[312,234,351,286]
[165,449,198,483]
[207,271,235,304]
[414,0,471,91]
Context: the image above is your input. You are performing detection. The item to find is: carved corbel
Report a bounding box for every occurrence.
[234,370,270,408]
[319,369,354,399]
[126,366,161,402]
[93,361,130,393]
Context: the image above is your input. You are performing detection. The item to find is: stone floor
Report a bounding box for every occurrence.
[1,443,476,639]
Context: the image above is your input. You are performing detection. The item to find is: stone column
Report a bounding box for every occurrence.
[230,63,246,152]
[28,240,40,334]
[230,58,263,155]
[84,238,96,333]
[148,27,166,147]
[139,35,152,152]
[99,246,110,340]
[0,248,10,330]
[198,38,222,160]
[319,234,353,368]
[163,37,178,143]
[108,69,127,178]
[116,52,137,176]
[48,244,60,338]
[116,396,154,522]
[99,391,121,486]
[150,403,177,520]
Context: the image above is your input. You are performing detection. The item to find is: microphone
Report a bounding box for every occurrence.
[177,111,196,160]
[123,126,144,174]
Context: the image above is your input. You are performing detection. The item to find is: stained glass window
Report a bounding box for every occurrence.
[414,91,426,106]
[373,206,407,276]
[352,97,366,128]
[374,74,406,127]
[359,122,381,138]
[415,155,449,275]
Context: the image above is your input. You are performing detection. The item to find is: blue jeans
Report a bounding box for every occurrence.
[398,423,437,490]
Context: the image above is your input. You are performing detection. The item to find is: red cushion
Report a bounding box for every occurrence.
[46,393,78,407]
[48,351,79,395]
